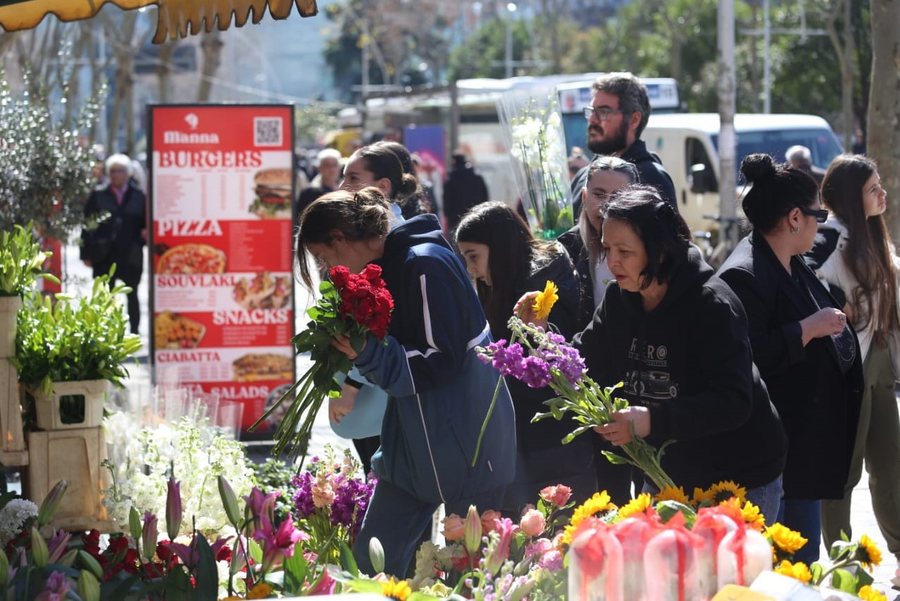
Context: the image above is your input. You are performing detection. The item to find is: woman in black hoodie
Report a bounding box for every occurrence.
[521,186,788,521]
[455,202,597,514]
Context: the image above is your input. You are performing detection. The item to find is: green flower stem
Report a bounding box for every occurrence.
[471,376,505,468]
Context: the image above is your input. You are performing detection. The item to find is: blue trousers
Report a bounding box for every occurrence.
[352,478,506,577]
[777,499,821,564]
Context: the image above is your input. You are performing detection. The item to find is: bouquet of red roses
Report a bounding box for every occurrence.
[251,264,394,459]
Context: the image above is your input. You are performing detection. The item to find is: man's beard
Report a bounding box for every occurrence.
[587,120,629,155]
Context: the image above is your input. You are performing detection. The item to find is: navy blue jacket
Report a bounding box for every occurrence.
[353,215,517,504]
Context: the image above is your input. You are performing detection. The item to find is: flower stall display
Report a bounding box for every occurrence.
[103,411,256,538]
[497,91,574,239]
[252,264,393,460]
[0,223,58,465]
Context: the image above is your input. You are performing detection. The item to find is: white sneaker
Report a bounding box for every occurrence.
[892,568,900,590]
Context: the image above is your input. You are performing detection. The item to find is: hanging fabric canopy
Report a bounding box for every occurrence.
[0,0,318,43]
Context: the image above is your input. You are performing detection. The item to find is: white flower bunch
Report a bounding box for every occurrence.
[0,499,38,546]
[103,413,255,537]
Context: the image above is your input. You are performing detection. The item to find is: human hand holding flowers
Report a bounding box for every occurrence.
[328,384,358,423]
[596,406,652,445]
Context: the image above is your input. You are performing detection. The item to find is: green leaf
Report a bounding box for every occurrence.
[655,501,697,527]
[283,551,309,594]
[601,451,630,465]
[829,567,857,593]
[192,534,219,601]
[809,562,823,585]
[339,541,359,577]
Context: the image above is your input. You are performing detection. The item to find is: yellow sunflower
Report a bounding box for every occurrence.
[692,486,714,507]
[532,280,559,321]
[654,485,690,506]
[739,500,766,531]
[856,534,883,570]
[774,560,812,584]
[381,578,412,601]
[561,491,616,546]
[247,582,275,599]
[766,523,808,556]
[707,480,747,505]
[616,493,653,520]
[857,585,887,601]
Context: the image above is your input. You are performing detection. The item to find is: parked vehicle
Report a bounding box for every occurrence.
[641,113,843,234]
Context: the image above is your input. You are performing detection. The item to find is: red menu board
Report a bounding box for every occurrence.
[148,104,295,438]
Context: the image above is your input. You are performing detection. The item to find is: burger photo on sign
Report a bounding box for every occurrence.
[249,168,292,218]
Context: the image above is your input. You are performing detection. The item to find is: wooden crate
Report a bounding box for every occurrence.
[0,296,20,359]
[26,428,117,532]
[0,359,27,466]
[31,380,108,431]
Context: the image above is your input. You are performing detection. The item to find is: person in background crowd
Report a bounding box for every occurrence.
[557,156,639,505]
[717,153,862,563]
[372,141,432,218]
[568,146,590,179]
[410,153,437,215]
[297,148,342,219]
[455,202,595,514]
[297,187,515,576]
[813,154,900,575]
[785,145,825,186]
[519,186,788,521]
[570,72,677,217]
[81,153,147,334]
[443,152,489,235]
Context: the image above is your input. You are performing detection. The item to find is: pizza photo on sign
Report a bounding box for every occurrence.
[156,243,226,274]
[233,353,293,382]
[155,311,206,349]
[233,272,292,310]
[249,168,292,219]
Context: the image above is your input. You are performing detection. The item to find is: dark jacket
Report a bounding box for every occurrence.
[718,233,862,499]
[505,249,582,450]
[353,214,516,504]
[575,246,788,491]
[558,226,597,328]
[804,222,847,308]
[81,181,147,285]
[443,165,489,234]
[569,139,677,218]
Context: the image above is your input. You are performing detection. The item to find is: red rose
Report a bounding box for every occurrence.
[329,266,351,289]
[361,264,383,284]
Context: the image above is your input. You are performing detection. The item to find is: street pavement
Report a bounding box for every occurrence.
[60,242,899,597]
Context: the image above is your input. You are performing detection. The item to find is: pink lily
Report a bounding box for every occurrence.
[244,487,280,535]
[484,517,518,574]
[253,518,309,572]
[47,530,71,564]
[166,478,182,540]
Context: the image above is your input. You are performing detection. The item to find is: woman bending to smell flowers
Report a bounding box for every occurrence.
[517,186,788,521]
[455,201,596,515]
[296,187,516,577]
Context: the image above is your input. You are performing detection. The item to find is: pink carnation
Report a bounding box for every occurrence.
[519,509,546,537]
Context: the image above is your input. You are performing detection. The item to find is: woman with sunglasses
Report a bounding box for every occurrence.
[718,153,863,563]
[814,155,900,573]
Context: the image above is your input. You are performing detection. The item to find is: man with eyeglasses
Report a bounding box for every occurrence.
[571,72,677,215]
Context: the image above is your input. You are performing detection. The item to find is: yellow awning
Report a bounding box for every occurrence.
[0,0,318,43]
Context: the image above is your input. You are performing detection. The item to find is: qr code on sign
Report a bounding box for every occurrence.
[254,117,283,147]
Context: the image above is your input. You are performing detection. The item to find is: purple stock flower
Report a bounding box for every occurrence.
[519,355,552,388]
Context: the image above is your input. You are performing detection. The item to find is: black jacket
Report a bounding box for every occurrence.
[558,226,597,329]
[505,249,583,451]
[81,181,146,285]
[570,139,677,218]
[718,233,862,499]
[443,165,489,234]
[576,246,787,491]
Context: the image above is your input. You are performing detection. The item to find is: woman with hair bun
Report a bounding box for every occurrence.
[297,187,516,577]
[812,154,900,570]
[718,153,863,563]
[518,185,788,521]
[340,143,420,222]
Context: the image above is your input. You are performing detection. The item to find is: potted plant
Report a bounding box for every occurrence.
[13,270,141,430]
[0,223,58,359]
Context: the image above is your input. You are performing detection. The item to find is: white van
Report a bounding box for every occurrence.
[642,113,843,233]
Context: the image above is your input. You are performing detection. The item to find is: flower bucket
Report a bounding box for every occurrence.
[31,380,108,431]
[0,296,21,359]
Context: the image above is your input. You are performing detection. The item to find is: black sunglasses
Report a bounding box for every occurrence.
[798,206,828,223]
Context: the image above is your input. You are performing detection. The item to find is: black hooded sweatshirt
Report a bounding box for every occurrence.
[575,246,788,492]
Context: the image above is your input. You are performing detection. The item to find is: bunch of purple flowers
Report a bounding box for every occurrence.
[481,323,586,389]
[290,447,375,563]
[477,316,676,491]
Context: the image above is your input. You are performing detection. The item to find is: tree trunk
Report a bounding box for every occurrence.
[197,31,223,102]
[868,0,900,239]
[824,0,854,149]
[157,42,176,103]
